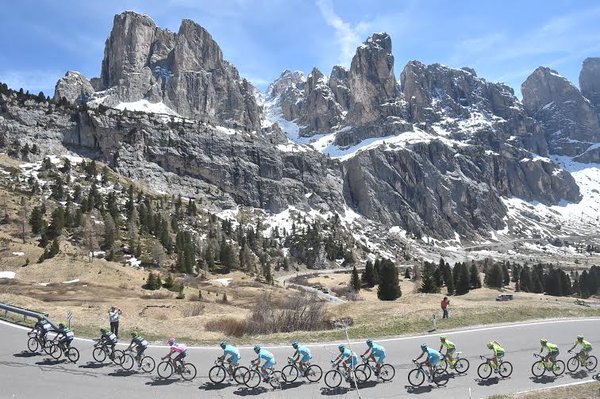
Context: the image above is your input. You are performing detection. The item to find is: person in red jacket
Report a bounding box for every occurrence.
[441,297,450,319]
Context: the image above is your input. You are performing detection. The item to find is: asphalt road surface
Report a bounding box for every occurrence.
[1,318,599,399]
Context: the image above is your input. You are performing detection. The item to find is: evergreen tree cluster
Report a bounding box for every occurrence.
[419,259,481,296]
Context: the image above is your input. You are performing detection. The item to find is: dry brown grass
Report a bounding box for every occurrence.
[488,381,600,399]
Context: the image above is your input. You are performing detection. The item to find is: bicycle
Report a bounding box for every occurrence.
[531,353,565,377]
[567,350,597,372]
[324,362,367,388]
[208,357,248,384]
[439,352,470,375]
[47,338,80,363]
[408,360,447,387]
[477,355,513,379]
[92,340,125,365]
[121,347,155,372]
[355,356,395,382]
[156,356,196,381]
[243,361,282,389]
[281,357,323,383]
[27,329,50,354]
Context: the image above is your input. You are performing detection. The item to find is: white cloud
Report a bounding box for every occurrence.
[315,0,369,66]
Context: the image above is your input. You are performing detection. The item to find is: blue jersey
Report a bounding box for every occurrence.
[258,349,274,362]
[224,345,240,358]
[297,345,311,360]
[426,348,441,362]
[370,343,385,358]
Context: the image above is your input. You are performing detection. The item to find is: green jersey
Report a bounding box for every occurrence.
[442,340,456,350]
[545,342,559,353]
[491,342,504,356]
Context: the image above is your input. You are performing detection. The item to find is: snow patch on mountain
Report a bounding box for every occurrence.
[114,100,179,116]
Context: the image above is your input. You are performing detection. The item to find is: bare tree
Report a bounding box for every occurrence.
[19,197,29,243]
[82,215,97,263]
[152,243,166,268]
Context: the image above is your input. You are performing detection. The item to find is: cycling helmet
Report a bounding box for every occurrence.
[420,343,427,350]
[168,337,175,345]
[366,339,373,347]
[440,336,446,342]
[487,342,493,349]
[219,340,227,349]
[577,335,584,341]
[540,338,547,345]
[338,344,345,351]
[254,345,261,353]
[292,341,299,349]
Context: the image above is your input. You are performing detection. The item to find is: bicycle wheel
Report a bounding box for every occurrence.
[209,365,227,384]
[112,349,125,365]
[180,363,197,381]
[433,368,448,387]
[531,361,546,377]
[477,362,492,379]
[499,361,513,378]
[92,347,107,362]
[324,370,343,388]
[43,340,53,355]
[121,353,134,370]
[281,365,299,383]
[141,356,155,373]
[305,364,322,382]
[567,356,579,372]
[354,364,371,381]
[157,361,174,379]
[454,358,469,374]
[585,356,598,371]
[379,364,395,381]
[552,360,565,376]
[27,337,40,353]
[353,369,368,384]
[50,343,62,360]
[233,366,248,384]
[244,369,262,388]
[408,368,425,387]
[269,371,282,389]
[439,358,449,372]
[66,347,80,363]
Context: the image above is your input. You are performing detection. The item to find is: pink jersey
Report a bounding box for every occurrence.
[170,343,187,353]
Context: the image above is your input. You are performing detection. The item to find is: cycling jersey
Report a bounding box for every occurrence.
[258,349,275,369]
[224,344,240,364]
[576,340,592,351]
[296,345,312,362]
[170,343,187,354]
[441,340,456,351]
[35,321,52,332]
[545,343,559,353]
[370,343,386,361]
[132,336,148,348]
[102,332,118,345]
[426,348,441,365]
[342,348,359,369]
[491,343,504,357]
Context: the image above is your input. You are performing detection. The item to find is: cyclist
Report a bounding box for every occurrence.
[99,328,118,359]
[539,338,559,365]
[291,340,312,372]
[253,345,276,381]
[361,339,386,376]
[33,317,53,343]
[125,331,148,367]
[333,344,359,378]
[439,336,456,366]
[568,335,592,360]
[162,337,187,371]
[56,323,74,349]
[413,344,441,382]
[219,341,240,380]
[487,341,504,372]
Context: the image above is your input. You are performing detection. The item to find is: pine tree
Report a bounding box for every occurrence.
[48,239,60,258]
[350,266,361,292]
[501,263,510,286]
[485,264,504,289]
[469,263,482,289]
[29,206,44,235]
[455,263,470,295]
[377,259,401,300]
[520,266,531,292]
[419,261,440,293]
[361,260,377,288]
[163,274,174,289]
[103,213,116,250]
[404,268,411,279]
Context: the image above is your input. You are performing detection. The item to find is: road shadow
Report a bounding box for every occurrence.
[233,386,269,396]
[145,378,178,386]
[405,384,433,394]
[320,386,352,396]
[476,377,500,386]
[530,375,558,384]
[280,381,303,390]
[199,382,230,391]
[108,369,137,377]
[569,370,589,379]
[79,362,110,369]
[356,380,378,390]
[35,359,65,366]
[14,351,38,358]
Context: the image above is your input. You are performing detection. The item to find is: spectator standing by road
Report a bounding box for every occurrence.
[441,297,450,319]
[108,306,122,338]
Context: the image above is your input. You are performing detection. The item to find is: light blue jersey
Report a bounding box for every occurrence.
[297,345,312,362]
[342,348,359,369]
[224,344,240,364]
[371,343,386,361]
[258,349,276,368]
[426,348,441,365]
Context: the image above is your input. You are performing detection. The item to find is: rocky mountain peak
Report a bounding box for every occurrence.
[267,70,306,99]
[54,71,95,103]
[172,19,223,72]
[580,57,600,110]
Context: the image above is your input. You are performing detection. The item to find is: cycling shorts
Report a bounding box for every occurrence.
[428,355,441,366]
[301,354,312,363]
[374,353,386,363]
[264,359,275,369]
[229,354,240,365]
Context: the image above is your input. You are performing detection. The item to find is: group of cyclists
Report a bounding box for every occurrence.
[29,317,596,388]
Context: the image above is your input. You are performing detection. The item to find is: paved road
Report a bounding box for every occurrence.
[1,318,599,399]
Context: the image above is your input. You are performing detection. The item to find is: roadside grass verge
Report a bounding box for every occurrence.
[488,381,600,398]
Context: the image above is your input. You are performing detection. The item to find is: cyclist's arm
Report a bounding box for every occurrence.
[568,343,577,352]
[414,352,424,361]
[125,340,134,351]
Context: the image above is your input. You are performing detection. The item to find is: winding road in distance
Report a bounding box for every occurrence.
[1,318,599,399]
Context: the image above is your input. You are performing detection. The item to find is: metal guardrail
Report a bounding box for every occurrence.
[0,302,59,330]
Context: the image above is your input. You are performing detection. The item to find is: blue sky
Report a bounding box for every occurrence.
[1,0,599,98]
